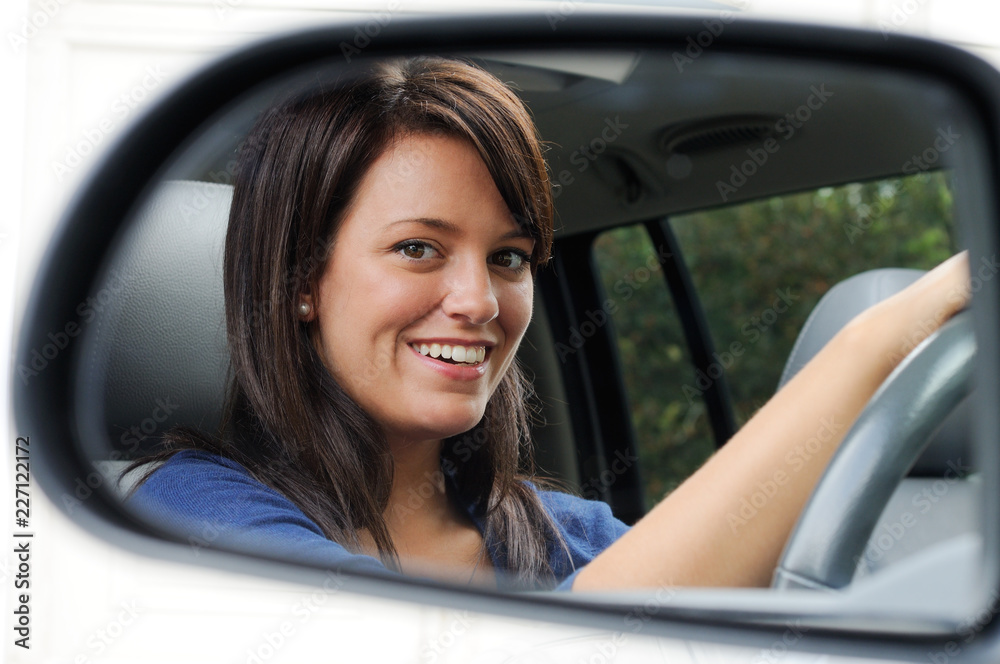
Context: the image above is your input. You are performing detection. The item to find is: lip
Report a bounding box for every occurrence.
[406,342,490,381]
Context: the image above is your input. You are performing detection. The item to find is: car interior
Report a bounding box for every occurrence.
[41,43,991,627]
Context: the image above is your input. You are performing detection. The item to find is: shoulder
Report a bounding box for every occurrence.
[131,448,254,486]
[126,450,387,574]
[523,481,630,588]
[523,482,631,590]
[131,448,265,490]
[127,449,324,539]
[129,449,303,526]
[531,484,631,549]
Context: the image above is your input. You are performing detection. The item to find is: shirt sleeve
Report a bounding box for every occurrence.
[126,450,395,577]
[533,488,632,591]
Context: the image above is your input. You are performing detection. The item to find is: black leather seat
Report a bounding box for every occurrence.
[74,181,232,460]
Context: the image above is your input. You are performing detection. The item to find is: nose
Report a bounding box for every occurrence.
[440,257,499,325]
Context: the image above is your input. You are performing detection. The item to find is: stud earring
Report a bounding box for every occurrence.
[298,302,312,317]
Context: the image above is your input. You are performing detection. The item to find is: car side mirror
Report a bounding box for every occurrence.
[15,11,1000,652]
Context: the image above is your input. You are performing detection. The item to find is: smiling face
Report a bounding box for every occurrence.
[303,132,536,446]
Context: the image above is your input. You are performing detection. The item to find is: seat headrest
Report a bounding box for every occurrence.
[779,267,970,476]
[74,180,232,459]
[779,268,925,387]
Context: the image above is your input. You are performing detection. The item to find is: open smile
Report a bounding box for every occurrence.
[408,342,488,366]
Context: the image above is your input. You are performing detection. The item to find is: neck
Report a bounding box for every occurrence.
[384,435,451,530]
[375,434,492,586]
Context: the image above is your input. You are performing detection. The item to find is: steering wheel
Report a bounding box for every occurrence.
[772,310,975,591]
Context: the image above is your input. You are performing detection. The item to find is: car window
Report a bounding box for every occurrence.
[593,171,955,509]
[592,226,716,508]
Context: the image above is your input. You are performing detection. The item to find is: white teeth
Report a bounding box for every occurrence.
[411,343,487,365]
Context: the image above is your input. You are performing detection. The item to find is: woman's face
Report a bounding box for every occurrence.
[305,132,536,445]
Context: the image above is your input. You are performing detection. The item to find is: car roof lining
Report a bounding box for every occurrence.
[169,48,959,237]
[502,49,959,236]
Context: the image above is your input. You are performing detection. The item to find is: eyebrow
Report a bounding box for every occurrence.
[384,217,533,241]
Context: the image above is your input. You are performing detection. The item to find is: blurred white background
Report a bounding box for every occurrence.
[2,1,1000,661]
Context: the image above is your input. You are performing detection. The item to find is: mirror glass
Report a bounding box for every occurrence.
[66,45,994,627]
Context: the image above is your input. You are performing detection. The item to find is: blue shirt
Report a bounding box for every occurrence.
[127,449,630,590]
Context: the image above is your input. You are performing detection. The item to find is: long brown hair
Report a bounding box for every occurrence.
[131,56,567,588]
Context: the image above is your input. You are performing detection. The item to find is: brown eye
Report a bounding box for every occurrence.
[396,241,436,260]
[402,243,425,258]
[491,249,529,272]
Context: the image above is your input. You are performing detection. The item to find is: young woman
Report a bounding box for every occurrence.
[127,56,971,591]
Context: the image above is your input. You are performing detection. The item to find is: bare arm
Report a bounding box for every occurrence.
[573,252,971,590]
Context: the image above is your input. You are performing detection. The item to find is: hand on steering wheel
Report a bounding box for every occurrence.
[773,311,974,590]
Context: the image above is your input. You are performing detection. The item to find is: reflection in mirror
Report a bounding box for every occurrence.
[69,46,990,621]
